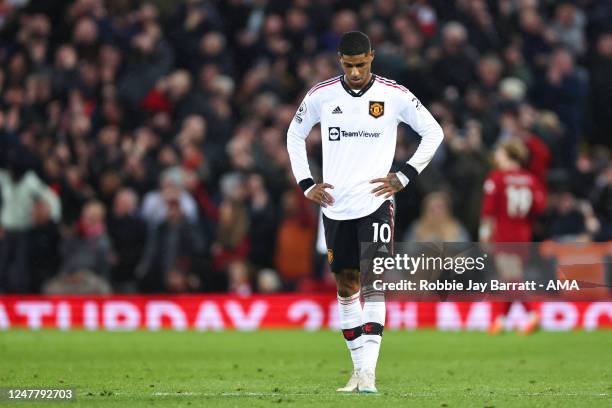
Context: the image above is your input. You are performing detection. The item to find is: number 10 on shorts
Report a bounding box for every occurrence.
[372,222,391,243]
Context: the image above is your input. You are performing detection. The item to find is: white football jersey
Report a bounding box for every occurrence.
[287,74,443,220]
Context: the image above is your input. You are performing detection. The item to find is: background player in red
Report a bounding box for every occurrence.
[479,139,546,334]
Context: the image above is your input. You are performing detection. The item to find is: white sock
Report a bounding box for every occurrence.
[337,291,364,371]
[362,290,385,372]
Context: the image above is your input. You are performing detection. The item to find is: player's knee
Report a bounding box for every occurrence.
[336,269,360,297]
[337,285,359,297]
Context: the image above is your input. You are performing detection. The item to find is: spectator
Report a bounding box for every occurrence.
[0,150,61,292]
[431,21,476,96]
[570,151,597,200]
[531,48,588,165]
[459,0,502,53]
[498,103,552,186]
[592,165,612,241]
[107,188,147,293]
[443,119,490,237]
[518,8,552,69]
[137,191,204,293]
[141,167,198,226]
[274,189,316,289]
[476,54,503,97]
[550,1,586,58]
[118,21,174,109]
[589,32,612,147]
[541,191,588,242]
[211,198,250,283]
[28,198,61,293]
[502,43,534,88]
[246,173,277,270]
[404,191,470,243]
[60,200,114,279]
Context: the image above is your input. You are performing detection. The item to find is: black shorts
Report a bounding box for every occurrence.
[322,200,395,273]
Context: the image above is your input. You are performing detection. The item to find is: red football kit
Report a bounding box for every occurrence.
[481,169,546,243]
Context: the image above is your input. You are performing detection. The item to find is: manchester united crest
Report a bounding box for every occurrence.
[327,249,334,264]
[369,101,384,118]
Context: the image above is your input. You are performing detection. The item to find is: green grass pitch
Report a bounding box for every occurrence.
[1,329,611,407]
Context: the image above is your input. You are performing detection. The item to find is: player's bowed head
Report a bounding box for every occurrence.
[337,30,375,90]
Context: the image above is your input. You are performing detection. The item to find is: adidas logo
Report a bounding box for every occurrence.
[332,106,343,114]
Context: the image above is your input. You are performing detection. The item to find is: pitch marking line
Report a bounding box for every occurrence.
[147,391,609,398]
[151,392,367,397]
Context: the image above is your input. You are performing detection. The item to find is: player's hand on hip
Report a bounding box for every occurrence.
[370,173,404,198]
[306,183,335,207]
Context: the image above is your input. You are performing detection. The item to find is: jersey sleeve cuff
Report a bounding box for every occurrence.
[303,184,316,197]
[396,171,409,187]
[298,178,315,193]
[398,163,418,184]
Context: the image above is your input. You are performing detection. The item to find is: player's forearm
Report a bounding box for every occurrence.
[407,122,444,173]
[399,122,444,184]
[287,130,315,192]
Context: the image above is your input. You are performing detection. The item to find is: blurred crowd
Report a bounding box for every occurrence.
[0,0,611,294]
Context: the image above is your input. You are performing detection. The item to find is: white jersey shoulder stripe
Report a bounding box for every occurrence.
[307,75,342,96]
[375,75,410,93]
[375,78,408,93]
[375,75,398,84]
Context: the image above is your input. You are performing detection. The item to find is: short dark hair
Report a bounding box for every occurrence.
[338,31,371,56]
